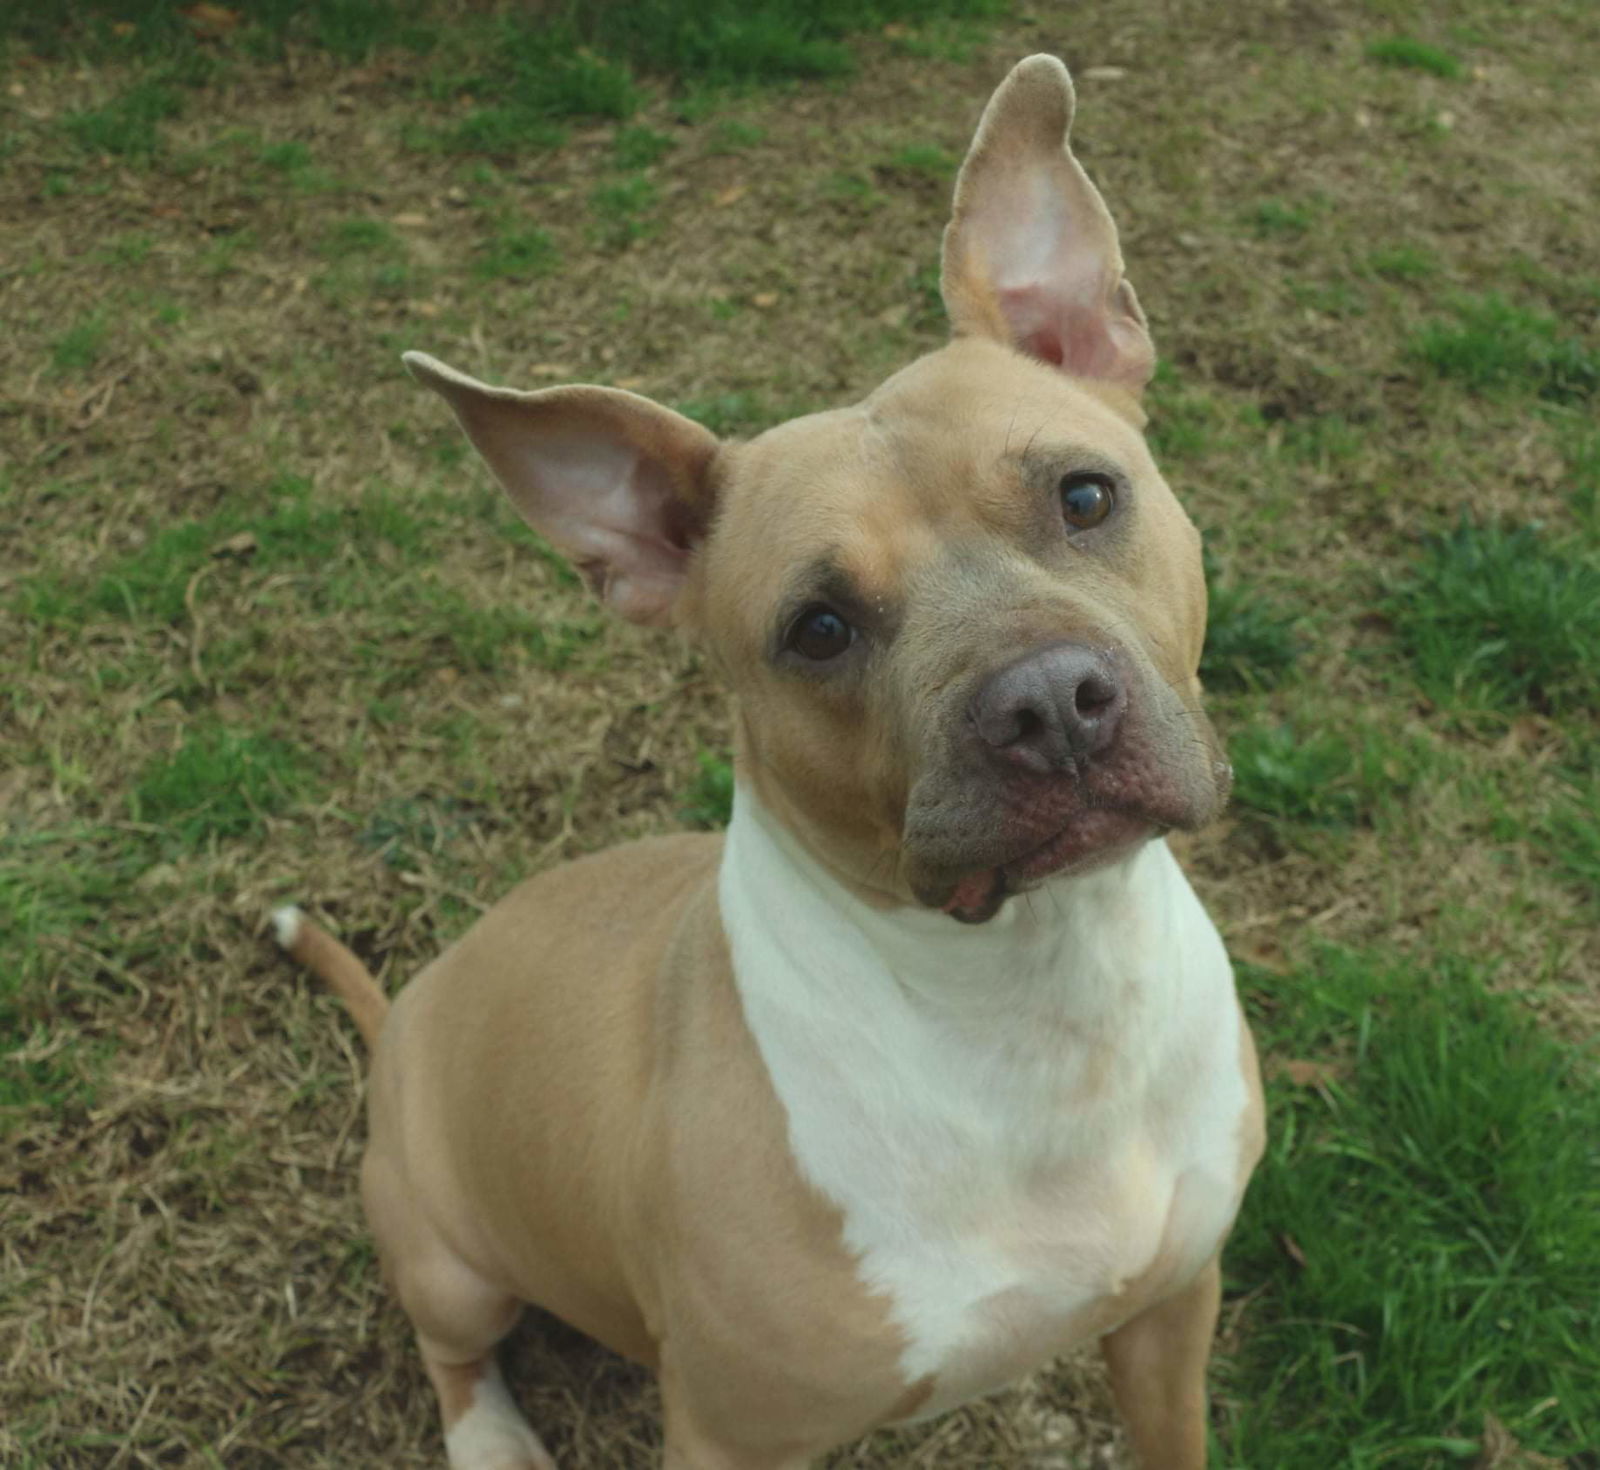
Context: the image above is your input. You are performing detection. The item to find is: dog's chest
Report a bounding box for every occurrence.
[720,806,1253,1416]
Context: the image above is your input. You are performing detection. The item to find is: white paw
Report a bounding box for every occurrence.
[444,1366,555,1470]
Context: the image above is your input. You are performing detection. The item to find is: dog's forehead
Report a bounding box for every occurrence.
[713,341,1154,609]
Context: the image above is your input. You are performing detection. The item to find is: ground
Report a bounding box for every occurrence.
[2,1,1598,1466]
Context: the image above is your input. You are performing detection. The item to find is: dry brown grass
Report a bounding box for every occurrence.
[3,0,1598,1465]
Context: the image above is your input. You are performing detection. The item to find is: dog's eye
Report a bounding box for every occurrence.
[787,604,854,661]
[1059,473,1115,530]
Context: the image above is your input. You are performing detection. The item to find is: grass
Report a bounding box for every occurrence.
[29,479,447,627]
[59,78,181,158]
[0,825,142,1126]
[1202,553,1301,692]
[397,588,601,675]
[709,120,768,151]
[132,725,315,844]
[319,217,400,259]
[1247,198,1317,238]
[675,390,773,436]
[1384,518,1600,716]
[429,105,569,157]
[1414,294,1600,403]
[1229,721,1413,828]
[49,316,107,372]
[357,794,480,872]
[6,0,1009,88]
[613,125,676,169]
[1565,422,1600,525]
[883,143,958,178]
[1366,244,1438,282]
[1226,948,1599,1464]
[1365,35,1463,78]
[474,225,558,281]
[681,751,735,828]
[5,0,1600,1463]
[1541,771,1599,914]
[591,176,660,247]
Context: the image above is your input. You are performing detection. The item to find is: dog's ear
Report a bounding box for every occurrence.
[404,353,720,626]
[942,54,1155,394]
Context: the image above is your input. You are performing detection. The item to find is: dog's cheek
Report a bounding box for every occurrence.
[740,686,899,848]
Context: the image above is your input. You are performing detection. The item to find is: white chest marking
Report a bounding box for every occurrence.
[719,789,1253,1411]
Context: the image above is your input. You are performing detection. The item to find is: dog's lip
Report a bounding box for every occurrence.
[1006,806,1153,883]
[933,807,1154,921]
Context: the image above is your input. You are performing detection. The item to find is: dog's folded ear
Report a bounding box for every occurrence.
[942,54,1155,395]
[404,353,721,626]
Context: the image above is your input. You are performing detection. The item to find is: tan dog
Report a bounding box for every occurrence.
[275,55,1263,1470]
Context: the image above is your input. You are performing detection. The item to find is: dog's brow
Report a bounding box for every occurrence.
[1007,438,1128,480]
[770,551,903,652]
[779,553,856,618]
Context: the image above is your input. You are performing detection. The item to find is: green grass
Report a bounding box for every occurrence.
[259,139,312,171]
[1562,421,1600,527]
[96,232,154,267]
[473,225,558,281]
[16,479,438,632]
[49,316,107,372]
[1414,294,1600,403]
[0,826,141,1126]
[5,0,1600,1459]
[397,588,600,675]
[681,751,735,828]
[613,125,676,169]
[1365,35,1463,79]
[59,79,181,158]
[1229,722,1413,828]
[90,482,351,624]
[133,725,314,844]
[419,21,640,148]
[675,391,772,436]
[590,176,659,247]
[6,0,1007,91]
[1147,370,1226,461]
[1224,948,1600,1465]
[358,795,479,871]
[1366,244,1438,282]
[1247,198,1317,238]
[883,143,958,178]
[1539,771,1600,914]
[708,120,767,152]
[1276,414,1362,469]
[1384,518,1600,716]
[1203,555,1301,692]
[427,106,568,157]
[319,217,400,259]
[822,171,885,208]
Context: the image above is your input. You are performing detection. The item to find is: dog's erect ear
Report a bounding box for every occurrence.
[941,54,1155,394]
[404,352,720,626]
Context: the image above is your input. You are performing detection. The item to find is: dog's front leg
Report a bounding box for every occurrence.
[661,1435,810,1470]
[1100,1256,1222,1470]
[659,1361,813,1470]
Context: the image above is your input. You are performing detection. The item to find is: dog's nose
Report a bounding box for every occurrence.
[969,644,1126,773]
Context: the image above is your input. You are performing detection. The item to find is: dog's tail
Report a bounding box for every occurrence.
[271,905,389,1049]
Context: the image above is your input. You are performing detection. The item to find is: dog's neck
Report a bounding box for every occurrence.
[717,782,1240,1399]
[719,783,1184,1026]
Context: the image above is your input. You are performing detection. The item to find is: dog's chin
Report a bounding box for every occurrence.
[922,808,1157,924]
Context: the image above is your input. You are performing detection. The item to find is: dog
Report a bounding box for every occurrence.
[274,54,1264,1470]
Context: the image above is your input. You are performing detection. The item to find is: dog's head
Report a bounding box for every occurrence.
[409,55,1227,922]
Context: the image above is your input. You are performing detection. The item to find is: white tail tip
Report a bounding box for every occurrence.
[271,904,304,949]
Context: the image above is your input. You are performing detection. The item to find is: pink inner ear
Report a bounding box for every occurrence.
[1019,325,1066,368]
[1000,284,1124,379]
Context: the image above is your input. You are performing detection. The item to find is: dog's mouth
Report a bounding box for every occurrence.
[935,806,1156,923]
